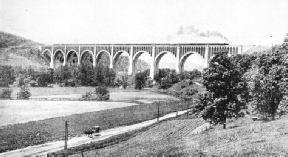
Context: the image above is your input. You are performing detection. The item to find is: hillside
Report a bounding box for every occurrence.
[79,114,288,156]
[0,31,48,68]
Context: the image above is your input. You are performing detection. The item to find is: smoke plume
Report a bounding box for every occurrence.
[167,25,229,43]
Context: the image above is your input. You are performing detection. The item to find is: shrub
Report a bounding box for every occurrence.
[135,72,147,90]
[0,65,15,87]
[123,81,128,89]
[95,86,109,101]
[176,86,198,101]
[17,86,31,99]
[30,80,38,87]
[0,88,13,99]
[82,91,93,100]
[37,72,52,87]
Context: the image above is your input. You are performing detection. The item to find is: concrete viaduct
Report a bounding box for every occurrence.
[41,43,242,79]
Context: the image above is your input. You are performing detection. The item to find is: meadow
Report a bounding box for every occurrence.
[0,98,192,153]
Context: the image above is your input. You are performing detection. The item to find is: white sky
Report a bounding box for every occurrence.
[1,0,288,46]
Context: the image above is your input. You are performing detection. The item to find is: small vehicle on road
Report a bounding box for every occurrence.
[84,126,101,137]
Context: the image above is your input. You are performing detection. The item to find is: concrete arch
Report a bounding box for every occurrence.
[155,51,175,68]
[42,49,52,57]
[132,51,151,75]
[179,51,204,72]
[96,50,111,63]
[113,50,129,65]
[80,50,94,66]
[67,49,79,57]
[54,49,66,66]
[133,51,150,62]
[66,50,79,66]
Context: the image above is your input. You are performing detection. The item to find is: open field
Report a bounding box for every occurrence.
[7,86,179,102]
[0,100,138,126]
[0,100,192,153]
[77,115,288,156]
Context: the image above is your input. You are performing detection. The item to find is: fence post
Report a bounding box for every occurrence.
[81,150,84,157]
[157,103,160,121]
[186,102,189,118]
[64,121,68,157]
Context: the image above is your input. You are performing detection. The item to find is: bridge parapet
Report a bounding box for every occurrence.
[80,45,94,54]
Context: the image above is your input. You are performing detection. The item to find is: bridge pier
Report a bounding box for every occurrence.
[149,46,156,79]
[128,46,134,76]
[204,46,209,69]
[175,45,180,73]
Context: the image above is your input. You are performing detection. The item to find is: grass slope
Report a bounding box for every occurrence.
[69,115,204,157]
[81,115,288,156]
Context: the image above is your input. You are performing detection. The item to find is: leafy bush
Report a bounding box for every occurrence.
[37,72,52,87]
[17,86,31,99]
[95,86,109,101]
[176,86,198,101]
[0,88,13,99]
[82,91,93,100]
[177,69,202,81]
[30,80,38,87]
[0,65,15,87]
[154,69,179,89]
[135,72,147,90]
[251,50,288,120]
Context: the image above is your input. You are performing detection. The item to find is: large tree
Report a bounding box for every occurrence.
[196,51,248,128]
[251,45,288,120]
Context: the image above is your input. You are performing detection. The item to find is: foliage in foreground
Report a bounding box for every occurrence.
[134,71,148,90]
[0,88,13,99]
[17,86,31,99]
[81,86,110,101]
[154,69,202,89]
[251,45,288,119]
[0,65,15,87]
[95,86,110,101]
[196,51,248,128]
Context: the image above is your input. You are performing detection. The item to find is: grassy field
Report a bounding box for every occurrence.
[75,114,288,156]
[7,86,179,102]
[68,115,204,157]
[0,100,192,153]
[0,100,138,126]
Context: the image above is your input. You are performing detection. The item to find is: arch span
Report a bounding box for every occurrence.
[42,49,52,57]
[179,51,206,72]
[67,50,79,66]
[80,50,94,66]
[42,49,52,59]
[113,50,129,66]
[155,51,175,69]
[54,49,66,67]
[133,51,150,62]
[96,50,110,63]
